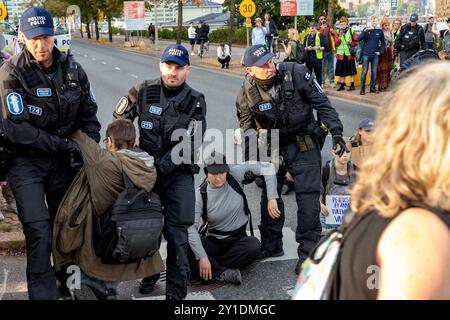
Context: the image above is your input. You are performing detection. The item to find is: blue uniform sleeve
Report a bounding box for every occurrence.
[77,64,101,143]
[0,62,64,153]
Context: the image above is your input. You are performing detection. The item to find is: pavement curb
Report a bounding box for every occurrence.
[74,37,383,107]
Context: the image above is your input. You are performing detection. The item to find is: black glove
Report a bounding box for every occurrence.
[332,134,349,157]
[184,164,200,174]
[58,138,83,169]
[243,170,257,185]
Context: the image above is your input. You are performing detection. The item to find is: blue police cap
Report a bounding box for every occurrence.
[243,44,274,67]
[161,44,190,67]
[410,13,419,22]
[358,118,375,131]
[19,7,54,39]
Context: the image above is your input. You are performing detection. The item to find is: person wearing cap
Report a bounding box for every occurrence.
[187,152,280,285]
[432,18,450,60]
[252,18,267,46]
[394,13,425,64]
[350,118,374,168]
[0,7,101,300]
[113,44,206,300]
[235,44,346,274]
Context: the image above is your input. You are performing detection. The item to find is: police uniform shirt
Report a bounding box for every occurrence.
[0,48,101,152]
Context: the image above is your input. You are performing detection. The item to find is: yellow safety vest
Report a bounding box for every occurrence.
[336,29,353,56]
[307,33,323,59]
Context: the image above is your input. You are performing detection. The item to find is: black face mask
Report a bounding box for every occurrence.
[254,73,279,91]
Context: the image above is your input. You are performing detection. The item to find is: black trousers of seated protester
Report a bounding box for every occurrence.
[188,231,261,282]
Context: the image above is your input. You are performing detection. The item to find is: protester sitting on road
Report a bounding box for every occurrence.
[187,152,280,285]
[252,18,267,46]
[217,42,231,69]
[53,119,164,300]
[338,62,450,299]
[320,138,356,234]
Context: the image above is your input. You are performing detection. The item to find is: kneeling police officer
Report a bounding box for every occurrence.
[0,7,101,299]
[113,44,206,300]
[236,44,346,274]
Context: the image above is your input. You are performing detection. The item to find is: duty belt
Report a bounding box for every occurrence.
[296,134,316,152]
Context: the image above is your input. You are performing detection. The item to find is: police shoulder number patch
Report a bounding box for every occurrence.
[258,103,272,112]
[141,121,153,130]
[28,105,43,116]
[149,105,162,116]
[7,92,24,115]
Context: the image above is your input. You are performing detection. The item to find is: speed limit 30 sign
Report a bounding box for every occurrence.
[239,0,256,18]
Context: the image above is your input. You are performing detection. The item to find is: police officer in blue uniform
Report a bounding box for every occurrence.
[113,44,206,300]
[236,45,346,274]
[0,7,101,299]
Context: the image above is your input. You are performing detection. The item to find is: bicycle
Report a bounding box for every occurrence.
[198,39,209,58]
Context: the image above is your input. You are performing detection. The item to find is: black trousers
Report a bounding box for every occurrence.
[399,49,418,65]
[218,56,231,68]
[188,231,261,282]
[260,175,285,253]
[282,142,322,260]
[8,153,76,300]
[152,170,195,300]
[306,60,323,87]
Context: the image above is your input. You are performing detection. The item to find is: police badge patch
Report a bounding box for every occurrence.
[7,92,24,115]
[258,103,272,112]
[115,97,129,115]
[305,72,311,81]
[28,105,43,116]
[36,88,52,97]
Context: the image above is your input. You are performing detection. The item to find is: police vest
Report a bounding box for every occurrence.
[401,25,420,51]
[243,62,314,137]
[7,49,86,138]
[136,79,203,159]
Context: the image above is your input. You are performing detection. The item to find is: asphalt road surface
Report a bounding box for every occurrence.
[0,40,376,300]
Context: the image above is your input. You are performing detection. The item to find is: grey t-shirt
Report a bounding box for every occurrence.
[188,161,278,260]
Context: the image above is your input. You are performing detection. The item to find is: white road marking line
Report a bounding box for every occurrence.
[83,54,88,58]
[114,67,121,71]
[102,61,107,65]
[131,74,138,78]
[92,58,97,61]
[132,291,215,300]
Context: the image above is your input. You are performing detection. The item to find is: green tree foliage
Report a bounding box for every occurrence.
[223,0,347,32]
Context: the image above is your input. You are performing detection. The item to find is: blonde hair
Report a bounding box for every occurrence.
[351,62,450,217]
[288,28,299,41]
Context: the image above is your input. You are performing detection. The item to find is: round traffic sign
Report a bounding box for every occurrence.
[0,4,8,21]
[245,17,252,28]
[239,0,256,18]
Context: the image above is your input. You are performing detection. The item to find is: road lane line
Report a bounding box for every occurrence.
[102,61,107,65]
[114,67,121,71]
[131,74,138,78]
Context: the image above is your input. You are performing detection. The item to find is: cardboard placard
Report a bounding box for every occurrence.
[325,195,351,225]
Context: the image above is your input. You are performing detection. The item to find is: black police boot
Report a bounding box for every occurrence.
[139,273,161,294]
[256,248,285,260]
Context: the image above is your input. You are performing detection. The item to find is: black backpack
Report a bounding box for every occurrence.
[93,172,164,264]
[199,174,254,237]
[294,40,307,64]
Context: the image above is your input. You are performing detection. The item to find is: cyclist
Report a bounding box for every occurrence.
[196,20,210,57]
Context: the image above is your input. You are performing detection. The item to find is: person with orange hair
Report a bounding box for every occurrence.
[376,18,393,91]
